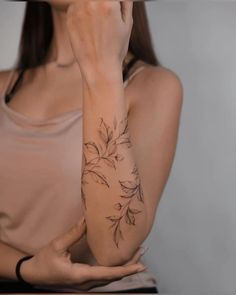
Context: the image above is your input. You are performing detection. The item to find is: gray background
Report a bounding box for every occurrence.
[0,1,235,294]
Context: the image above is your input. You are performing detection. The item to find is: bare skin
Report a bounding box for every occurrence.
[0,0,183,289]
[0,219,146,290]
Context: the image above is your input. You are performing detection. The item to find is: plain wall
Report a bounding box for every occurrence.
[0,1,235,294]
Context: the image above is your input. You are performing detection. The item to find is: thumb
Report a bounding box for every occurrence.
[52,217,86,252]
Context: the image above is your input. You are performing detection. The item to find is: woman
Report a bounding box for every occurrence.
[0,0,183,293]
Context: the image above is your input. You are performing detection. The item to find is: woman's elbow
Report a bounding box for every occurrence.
[87,232,149,267]
[88,241,135,267]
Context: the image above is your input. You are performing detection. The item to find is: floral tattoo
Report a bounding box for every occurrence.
[81,116,144,247]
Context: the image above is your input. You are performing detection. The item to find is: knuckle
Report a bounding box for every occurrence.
[68,225,80,237]
[66,17,73,28]
[67,6,81,23]
[87,1,96,11]
[119,270,128,278]
[66,16,76,28]
[102,273,112,281]
[102,2,114,14]
[77,267,89,282]
[67,5,73,16]
[50,239,61,252]
[67,4,76,18]
[65,270,78,285]
[120,266,134,277]
[74,10,82,20]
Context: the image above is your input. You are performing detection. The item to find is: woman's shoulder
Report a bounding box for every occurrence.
[128,62,183,110]
[135,62,182,91]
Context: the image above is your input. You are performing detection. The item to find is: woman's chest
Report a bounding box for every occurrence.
[0,117,83,188]
[5,72,132,122]
[0,116,85,251]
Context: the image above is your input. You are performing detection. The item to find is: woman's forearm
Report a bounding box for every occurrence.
[81,67,148,266]
[0,240,28,280]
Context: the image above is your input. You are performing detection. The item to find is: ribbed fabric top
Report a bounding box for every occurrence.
[0,64,157,292]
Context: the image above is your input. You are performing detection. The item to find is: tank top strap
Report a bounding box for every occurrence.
[126,65,146,82]
[123,55,139,82]
[123,63,146,88]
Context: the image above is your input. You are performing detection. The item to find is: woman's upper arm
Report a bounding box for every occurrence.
[127,66,183,234]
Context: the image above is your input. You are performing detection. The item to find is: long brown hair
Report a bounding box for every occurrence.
[15,1,159,71]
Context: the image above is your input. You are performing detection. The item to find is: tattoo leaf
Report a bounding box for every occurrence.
[90,170,109,187]
[115,154,124,162]
[98,143,104,154]
[137,184,144,203]
[107,142,117,156]
[114,223,123,247]
[98,129,107,143]
[116,136,132,148]
[81,187,86,209]
[106,216,120,223]
[120,180,138,195]
[129,208,142,214]
[114,203,122,210]
[102,158,116,170]
[119,118,128,135]
[125,210,136,225]
[83,152,88,165]
[99,118,113,144]
[132,165,139,180]
[113,117,117,130]
[85,142,100,155]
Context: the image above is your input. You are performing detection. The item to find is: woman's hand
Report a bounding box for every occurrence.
[65,0,133,78]
[20,218,146,290]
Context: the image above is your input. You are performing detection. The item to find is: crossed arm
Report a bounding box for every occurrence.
[81,65,183,266]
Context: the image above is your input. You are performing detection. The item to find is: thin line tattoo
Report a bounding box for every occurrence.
[81,116,144,247]
[106,164,144,247]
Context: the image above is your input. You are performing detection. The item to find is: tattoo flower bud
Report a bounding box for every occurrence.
[115,154,124,162]
[114,203,122,210]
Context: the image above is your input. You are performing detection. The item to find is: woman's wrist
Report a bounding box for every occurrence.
[80,60,123,85]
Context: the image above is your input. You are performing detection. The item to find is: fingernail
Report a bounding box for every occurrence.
[139,245,149,256]
[137,265,147,272]
[77,217,85,226]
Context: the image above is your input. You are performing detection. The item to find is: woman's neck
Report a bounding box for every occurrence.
[45,8,75,65]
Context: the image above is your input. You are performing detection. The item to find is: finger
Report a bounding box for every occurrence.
[85,263,146,281]
[121,0,133,25]
[52,217,86,252]
[76,278,119,291]
[124,246,142,265]
[125,246,149,265]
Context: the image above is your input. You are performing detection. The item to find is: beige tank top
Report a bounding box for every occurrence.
[0,64,158,292]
